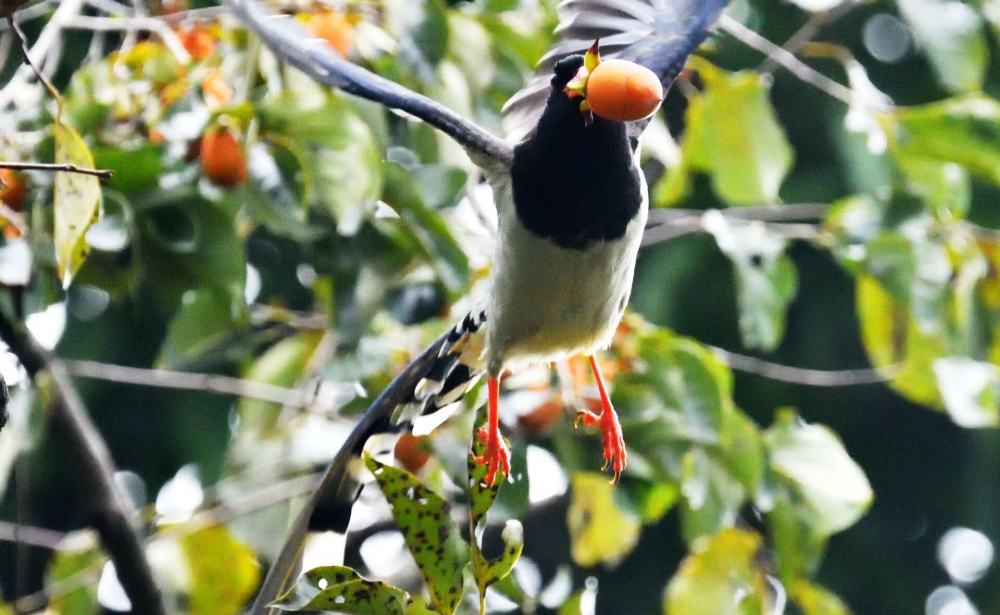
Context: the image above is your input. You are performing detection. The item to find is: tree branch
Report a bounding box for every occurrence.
[710,345,895,386]
[59,359,315,408]
[0,0,85,109]
[641,204,829,246]
[719,14,857,105]
[0,520,65,549]
[757,0,859,75]
[0,313,166,615]
[0,161,113,179]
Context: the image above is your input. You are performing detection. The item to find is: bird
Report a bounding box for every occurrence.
[222,0,729,609]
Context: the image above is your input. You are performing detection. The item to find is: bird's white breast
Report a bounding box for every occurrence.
[479,158,648,374]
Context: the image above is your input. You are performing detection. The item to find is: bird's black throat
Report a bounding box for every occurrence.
[510,56,643,251]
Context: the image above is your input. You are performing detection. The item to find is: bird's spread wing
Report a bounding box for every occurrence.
[223,0,513,166]
[502,0,729,143]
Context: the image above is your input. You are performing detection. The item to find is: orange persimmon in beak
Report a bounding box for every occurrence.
[564,41,664,123]
[587,59,663,122]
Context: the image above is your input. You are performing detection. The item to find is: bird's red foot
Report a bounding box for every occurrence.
[473,427,511,486]
[575,355,627,482]
[473,376,509,486]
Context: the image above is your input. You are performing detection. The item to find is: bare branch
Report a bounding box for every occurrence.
[6,13,60,102]
[642,204,828,247]
[64,15,191,62]
[60,359,315,408]
[0,314,167,615]
[757,1,859,75]
[710,345,895,386]
[719,15,856,105]
[0,161,113,179]
[0,0,85,109]
[0,520,66,549]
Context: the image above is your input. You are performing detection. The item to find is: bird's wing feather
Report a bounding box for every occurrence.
[223,0,513,166]
[502,0,729,143]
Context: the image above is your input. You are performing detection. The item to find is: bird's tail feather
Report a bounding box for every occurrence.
[307,308,487,534]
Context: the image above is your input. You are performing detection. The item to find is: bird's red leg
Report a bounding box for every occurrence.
[473,376,510,485]
[575,355,627,482]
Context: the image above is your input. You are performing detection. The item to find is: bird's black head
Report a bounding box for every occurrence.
[551,55,586,91]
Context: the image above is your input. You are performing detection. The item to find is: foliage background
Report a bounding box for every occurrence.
[0,0,999,613]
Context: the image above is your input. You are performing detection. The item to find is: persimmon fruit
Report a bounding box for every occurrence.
[177,25,216,61]
[586,59,663,122]
[395,433,432,473]
[309,11,352,58]
[200,127,248,188]
[0,169,27,211]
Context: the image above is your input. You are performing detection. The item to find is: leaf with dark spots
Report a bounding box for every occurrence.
[364,454,466,615]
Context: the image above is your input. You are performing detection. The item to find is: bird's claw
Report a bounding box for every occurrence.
[575,406,626,483]
[473,427,510,486]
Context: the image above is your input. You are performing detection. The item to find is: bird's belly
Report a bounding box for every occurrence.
[485,211,645,372]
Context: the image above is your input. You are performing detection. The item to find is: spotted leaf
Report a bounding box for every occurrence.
[364,454,465,615]
[272,565,408,614]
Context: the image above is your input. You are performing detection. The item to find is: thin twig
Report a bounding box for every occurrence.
[0,313,167,615]
[60,358,315,408]
[641,204,829,247]
[0,520,66,549]
[0,0,57,30]
[0,161,113,179]
[757,1,859,75]
[0,0,83,109]
[64,15,191,62]
[0,0,85,109]
[719,14,855,105]
[710,345,895,386]
[6,14,60,103]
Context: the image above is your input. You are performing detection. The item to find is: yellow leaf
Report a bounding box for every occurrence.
[54,121,102,289]
[664,528,768,615]
[567,473,640,567]
[181,524,261,615]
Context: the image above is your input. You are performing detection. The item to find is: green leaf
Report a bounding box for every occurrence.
[383,164,470,295]
[138,195,247,311]
[46,531,104,615]
[933,357,1000,427]
[682,65,793,205]
[467,407,521,610]
[888,95,1000,187]
[158,289,243,369]
[567,472,641,567]
[768,489,829,581]
[765,410,873,535]
[663,528,769,615]
[92,144,163,195]
[260,90,384,236]
[856,274,945,407]
[365,454,466,615]
[897,0,987,93]
[703,210,798,350]
[413,165,468,209]
[54,120,103,288]
[181,524,261,615]
[789,581,854,615]
[273,565,408,614]
[679,449,747,542]
[237,331,324,436]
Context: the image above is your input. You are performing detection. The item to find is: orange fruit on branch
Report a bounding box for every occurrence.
[200,127,248,188]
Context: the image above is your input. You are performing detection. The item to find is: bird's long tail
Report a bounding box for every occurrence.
[311,307,487,533]
[249,310,487,615]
